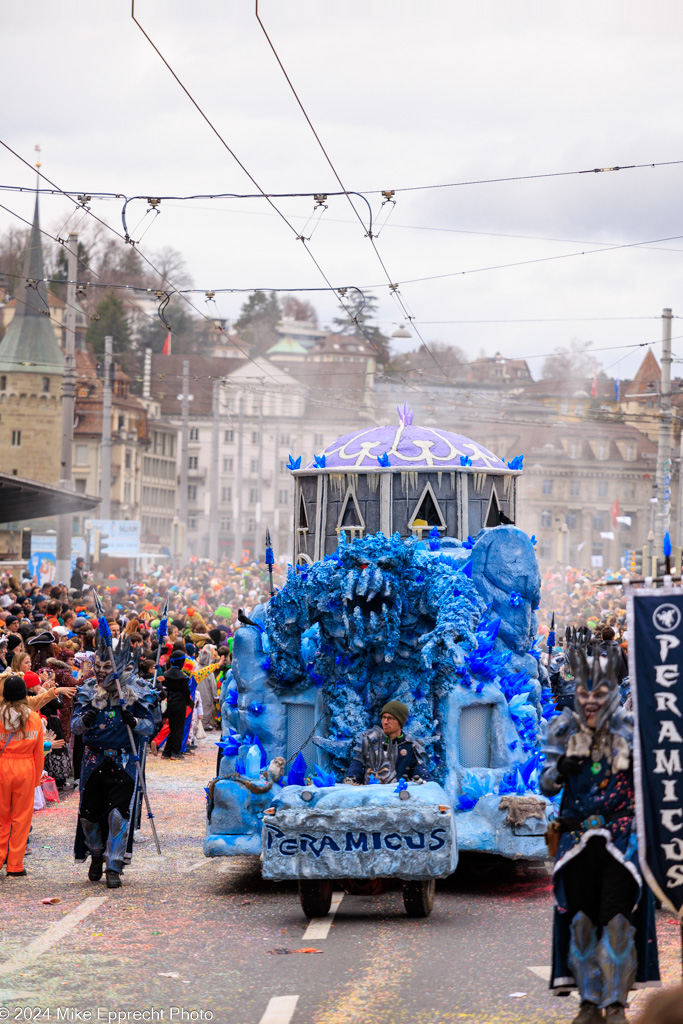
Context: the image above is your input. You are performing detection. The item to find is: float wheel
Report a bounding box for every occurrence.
[402,878,435,918]
[298,879,333,918]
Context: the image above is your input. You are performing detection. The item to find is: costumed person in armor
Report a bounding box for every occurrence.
[71,629,155,888]
[345,700,432,785]
[540,642,660,1024]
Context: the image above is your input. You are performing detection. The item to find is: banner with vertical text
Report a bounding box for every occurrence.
[628,588,683,918]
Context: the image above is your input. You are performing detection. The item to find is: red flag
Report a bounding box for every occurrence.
[610,498,620,528]
[161,332,171,356]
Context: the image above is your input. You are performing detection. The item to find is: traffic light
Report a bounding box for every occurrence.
[20,528,31,560]
[629,548,643,575]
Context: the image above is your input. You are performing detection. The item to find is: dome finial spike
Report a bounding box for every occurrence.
[397,401,413,426]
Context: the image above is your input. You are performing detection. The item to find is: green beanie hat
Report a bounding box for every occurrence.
[380,700,409,728]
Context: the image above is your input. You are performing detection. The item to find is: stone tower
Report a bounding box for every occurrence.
[0,193,64,483]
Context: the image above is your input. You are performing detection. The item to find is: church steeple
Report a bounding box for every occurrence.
[0,188,64,375]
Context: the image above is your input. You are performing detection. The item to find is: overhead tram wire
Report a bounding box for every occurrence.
[0,263,671,329]
[360,229,683,289]
[1,190,673,378]
[0,141,296,392]
[1,155,682,205]
[0,269,369,303]
[129,5,421,396]
[253,2,453,386]
[0,197,169,336]
[1,148,403,403]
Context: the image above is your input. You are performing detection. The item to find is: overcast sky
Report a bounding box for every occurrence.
[3,1,683,380]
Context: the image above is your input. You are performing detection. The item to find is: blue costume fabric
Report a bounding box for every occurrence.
[71,669,156,865]
[540,709,660,994]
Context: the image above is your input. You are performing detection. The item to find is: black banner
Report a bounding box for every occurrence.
[628,589,683,918]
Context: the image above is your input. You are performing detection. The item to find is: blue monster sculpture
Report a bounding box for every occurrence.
[206,526,559,861]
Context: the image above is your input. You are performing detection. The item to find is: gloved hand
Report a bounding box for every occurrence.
[121,708,137,728]
[343,777,360,786]
[81,708,97,727]
[411,776,425,785]
[557,754,587,777]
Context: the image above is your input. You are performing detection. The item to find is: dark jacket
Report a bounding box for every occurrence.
[347,725,431,784]
[161,667,194,709]
[70,566,85,592]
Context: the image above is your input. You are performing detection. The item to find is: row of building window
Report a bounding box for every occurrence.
[142,486,176,509]
[541,479,637,499]
[141,515,173,541]
[191,483,290,507]
[540,510,633,532]
[143,456,176,480]
[151,431,176,457]
[0,376,50,393]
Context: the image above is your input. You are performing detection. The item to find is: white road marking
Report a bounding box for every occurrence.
[180,860,209,874]
[0,896,108,977]
[258,995,300,1024]
[302,892,344,940]
[528,966,579,999]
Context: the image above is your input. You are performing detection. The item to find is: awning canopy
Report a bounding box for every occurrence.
[0,472,101,523]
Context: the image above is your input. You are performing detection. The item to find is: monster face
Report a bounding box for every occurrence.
[567,644,622,731]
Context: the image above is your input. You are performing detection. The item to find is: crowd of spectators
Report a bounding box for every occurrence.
[0,555,289,786]
[537,566,628,644]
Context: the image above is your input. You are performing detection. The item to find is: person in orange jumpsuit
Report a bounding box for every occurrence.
[0,675,45,876]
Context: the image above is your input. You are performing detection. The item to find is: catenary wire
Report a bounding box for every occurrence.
[0,143,301,392]
[128,5,421,395]
[253,0,454,386]
[2,154,683,203]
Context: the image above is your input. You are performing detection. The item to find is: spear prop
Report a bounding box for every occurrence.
[547,611,555,654]
[265,526,275,598]
[95,595,162,855]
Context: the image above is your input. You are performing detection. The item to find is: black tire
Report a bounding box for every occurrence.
[298,879,333,919]
[402,879,435,918]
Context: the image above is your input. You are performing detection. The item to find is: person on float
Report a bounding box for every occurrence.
[540,642,660,1024]
[345,700,431,785]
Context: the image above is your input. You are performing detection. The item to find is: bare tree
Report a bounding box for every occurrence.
[281,294,318,324]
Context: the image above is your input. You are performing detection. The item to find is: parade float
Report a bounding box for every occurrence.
[205,407,558,903]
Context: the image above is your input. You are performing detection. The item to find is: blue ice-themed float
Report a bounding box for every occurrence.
[205,406,557,909]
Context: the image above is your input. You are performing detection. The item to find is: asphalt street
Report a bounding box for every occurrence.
[1,739,680,1024]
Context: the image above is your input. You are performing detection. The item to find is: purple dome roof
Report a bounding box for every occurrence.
[305,424,509,471]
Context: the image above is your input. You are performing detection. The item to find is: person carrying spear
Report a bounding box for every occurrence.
[70,600,157,888]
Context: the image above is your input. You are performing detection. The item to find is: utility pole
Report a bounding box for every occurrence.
[678,430,683,548]
[255,404,264,558]
[234,395,243,565]
[178,360,190,564]
[209,378,220,562]
[100,335,113,520]
[56,232,78,583]
[272,424,280,557]
[654,308,674,553]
